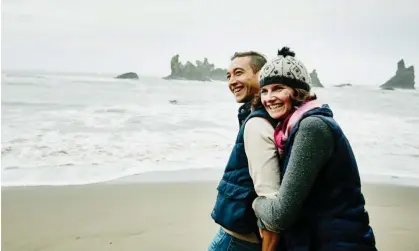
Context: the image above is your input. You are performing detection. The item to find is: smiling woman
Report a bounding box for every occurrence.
[252,84,316,120]
[248,47,377,251]
[260,84,294,119]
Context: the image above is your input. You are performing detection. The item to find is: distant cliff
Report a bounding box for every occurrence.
[309,70,324,87]
[164,55,227,81]
[380,59,415,89]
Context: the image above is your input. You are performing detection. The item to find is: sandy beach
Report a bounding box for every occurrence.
[2,179,419,251]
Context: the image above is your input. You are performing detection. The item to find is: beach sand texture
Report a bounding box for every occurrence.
[2,181,419,251]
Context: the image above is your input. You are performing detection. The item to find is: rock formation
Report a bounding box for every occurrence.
[164,55,227,81]
[116,72,139,79]
[333,83,352,88]
[309,70,324,87]
[380,59,415,89]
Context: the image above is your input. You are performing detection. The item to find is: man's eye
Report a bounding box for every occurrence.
[235,71,243,76]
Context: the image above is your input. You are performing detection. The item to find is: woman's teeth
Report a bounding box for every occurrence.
[269,104,283,110]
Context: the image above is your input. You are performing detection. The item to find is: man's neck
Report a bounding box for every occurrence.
[239,101,251,112]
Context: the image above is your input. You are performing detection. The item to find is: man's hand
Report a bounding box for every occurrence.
[260,229,280,251]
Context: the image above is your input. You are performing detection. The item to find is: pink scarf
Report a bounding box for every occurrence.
[274,100,320,157]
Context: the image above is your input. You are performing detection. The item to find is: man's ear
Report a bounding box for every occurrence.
[255,70,261,81]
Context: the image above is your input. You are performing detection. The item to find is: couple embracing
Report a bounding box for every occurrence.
[208,47,377,251]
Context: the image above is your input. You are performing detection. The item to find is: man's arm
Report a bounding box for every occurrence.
[244,117,282,250]
[252,116,335,232]
[244,117,281,198]
[244,117,281,233]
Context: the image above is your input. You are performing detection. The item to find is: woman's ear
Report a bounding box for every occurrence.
[290,88,298,99]
[290,89,303,107]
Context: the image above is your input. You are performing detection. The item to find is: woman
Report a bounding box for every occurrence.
[247,47,377,251]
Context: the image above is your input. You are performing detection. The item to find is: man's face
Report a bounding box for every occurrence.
[227,56,260,103]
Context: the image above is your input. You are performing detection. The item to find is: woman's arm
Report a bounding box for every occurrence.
[253,116,335,233]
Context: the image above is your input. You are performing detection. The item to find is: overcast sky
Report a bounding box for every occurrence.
[2,0,418,86]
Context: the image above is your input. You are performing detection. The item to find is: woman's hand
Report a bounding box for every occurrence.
[260,229,280,251]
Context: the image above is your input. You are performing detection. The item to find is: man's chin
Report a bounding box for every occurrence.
[235,95,253,103]
[235,95,245,103]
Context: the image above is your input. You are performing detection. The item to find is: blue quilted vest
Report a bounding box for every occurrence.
[211,103,278,234]
[280,105,377,251]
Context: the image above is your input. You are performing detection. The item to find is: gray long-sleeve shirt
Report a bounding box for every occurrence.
[248,116,335,233]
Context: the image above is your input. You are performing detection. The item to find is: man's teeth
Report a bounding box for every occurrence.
[269,104,283,110]
[234,88,243,93]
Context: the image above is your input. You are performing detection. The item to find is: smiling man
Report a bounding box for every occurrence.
[227,53,261,103]
[208,51,283,251]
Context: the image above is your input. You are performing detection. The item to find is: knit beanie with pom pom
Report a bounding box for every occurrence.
[258,47,311,91]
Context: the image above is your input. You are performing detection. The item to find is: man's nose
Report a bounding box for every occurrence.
[228,75,237,85]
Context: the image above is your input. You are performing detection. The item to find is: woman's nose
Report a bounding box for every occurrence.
[266,91,276,101]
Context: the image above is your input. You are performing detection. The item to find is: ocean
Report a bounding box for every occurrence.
[1,71,419,186]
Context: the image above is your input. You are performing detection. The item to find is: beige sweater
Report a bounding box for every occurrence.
[222,117,281,243]
[244,117,281,198]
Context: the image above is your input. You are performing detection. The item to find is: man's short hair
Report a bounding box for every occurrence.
[231,51,267,73]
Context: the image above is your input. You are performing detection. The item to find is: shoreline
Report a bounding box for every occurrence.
[2,179,419,251]
[2,167,419,188]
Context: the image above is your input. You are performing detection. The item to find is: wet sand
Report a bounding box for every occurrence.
[2,181,419,251]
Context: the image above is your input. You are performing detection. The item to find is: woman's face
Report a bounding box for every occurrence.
[260,83,295,119]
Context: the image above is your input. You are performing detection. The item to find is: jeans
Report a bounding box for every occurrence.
[208,227,261,251]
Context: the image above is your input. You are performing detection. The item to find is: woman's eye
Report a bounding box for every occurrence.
[273,87,284,92]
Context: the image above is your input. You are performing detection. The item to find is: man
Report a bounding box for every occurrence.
[208,51,281,251]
